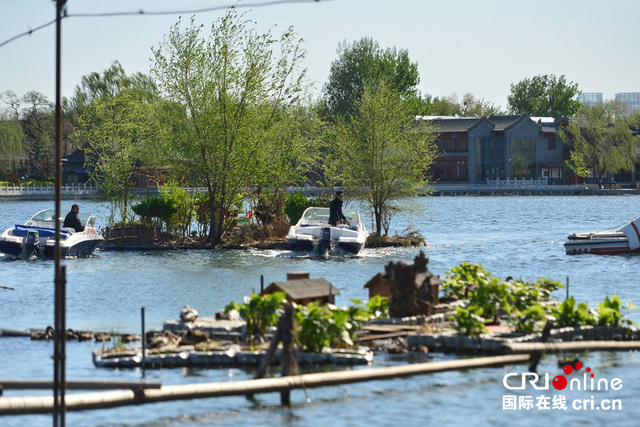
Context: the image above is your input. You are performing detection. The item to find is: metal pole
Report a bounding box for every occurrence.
[260,274,264,294]
[141,307,146,378]
[566,276,570,301]
[53,1,67,425]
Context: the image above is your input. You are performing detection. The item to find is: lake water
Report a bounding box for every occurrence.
[1,195,639,426]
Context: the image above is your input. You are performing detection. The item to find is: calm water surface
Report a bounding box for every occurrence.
[1,196,639,426]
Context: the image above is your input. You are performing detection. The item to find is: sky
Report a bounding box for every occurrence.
[1,0,639,110]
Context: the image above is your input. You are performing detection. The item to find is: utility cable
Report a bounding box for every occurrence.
[0,0,325,49]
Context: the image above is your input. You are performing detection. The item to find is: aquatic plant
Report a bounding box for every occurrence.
[511,304,549,334]
[225,292,287,343]
[596,295,637,328]
[443,262,565,334]
[550,297,595,327]
[350,295,389,320]
[452,305,487,337]
[294,302,371,352]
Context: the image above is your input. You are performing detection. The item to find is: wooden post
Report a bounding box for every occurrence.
[260,274,264,294]
[279,305,298,405]
[528,321,553,372]
[141,307,146,378]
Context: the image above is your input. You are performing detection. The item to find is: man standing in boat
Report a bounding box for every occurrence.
[63,204,84,232]
[328,191,347,226]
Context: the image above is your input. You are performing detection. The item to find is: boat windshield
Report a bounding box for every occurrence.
[29,209,96,227]
[300,207,360,226]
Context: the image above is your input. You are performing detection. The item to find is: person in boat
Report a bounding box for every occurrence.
[63,204,84,232]
[328,191,347,226]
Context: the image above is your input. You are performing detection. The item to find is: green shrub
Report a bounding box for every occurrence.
[132,196,176,230]
[283,192,330,225]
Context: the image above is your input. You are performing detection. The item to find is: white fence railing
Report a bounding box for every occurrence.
[0,183,99,196]
[486,177,548,187]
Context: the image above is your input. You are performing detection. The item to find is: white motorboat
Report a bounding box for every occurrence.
[286,207,369,255]
[0,209,104,259]
[564,215,640,255]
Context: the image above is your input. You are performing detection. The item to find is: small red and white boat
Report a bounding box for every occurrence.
[564,216,640,255]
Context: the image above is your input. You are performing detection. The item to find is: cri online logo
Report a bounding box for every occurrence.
[503,362,623,391]
[554,362,591,390]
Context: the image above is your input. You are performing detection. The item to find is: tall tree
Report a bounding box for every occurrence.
[507,74,581,117]
[251,103,321,228]
[559,102,640,182]
[428,93,503,117]
[323,37,419,120]
[74,91,159,223]
[325,82,438,235]
[64,60,158,127]
[152,9,308,245]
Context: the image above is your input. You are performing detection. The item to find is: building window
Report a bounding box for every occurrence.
[436,136,468,153]
[547,138,556,151]
[511,138,537,179]
[432,158,468,181]
[476,137,505,180]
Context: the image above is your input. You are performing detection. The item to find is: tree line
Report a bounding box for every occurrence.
[1,7,639,244]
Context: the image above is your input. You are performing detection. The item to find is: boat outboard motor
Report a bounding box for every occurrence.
[21,230,39,259]
[318,227,331,255]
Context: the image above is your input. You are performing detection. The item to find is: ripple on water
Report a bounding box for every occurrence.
[1,196,640,425]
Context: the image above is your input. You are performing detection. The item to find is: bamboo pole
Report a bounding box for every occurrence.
[0,354,529,415]
[0,380,161,391]
[502,341,640,354]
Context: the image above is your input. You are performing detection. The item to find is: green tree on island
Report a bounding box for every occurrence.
[559,101,640,182]
[325,82,437,236]
[323,37,420,120]
[507,74,581,118]
[151,9,309,245]
[74,90,161,223]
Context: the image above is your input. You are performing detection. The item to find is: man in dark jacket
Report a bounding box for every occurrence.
[328,191,346,226]
[63,204,84,232]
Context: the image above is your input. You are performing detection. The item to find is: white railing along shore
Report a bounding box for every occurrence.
[0,182,99,196]
[486,177,549,187]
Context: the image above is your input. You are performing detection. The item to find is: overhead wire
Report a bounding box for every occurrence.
[0,0,322,49]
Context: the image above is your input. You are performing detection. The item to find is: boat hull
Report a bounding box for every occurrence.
[0,240,24,258]
[564,237,640,255]
[564,215,640,256]
[286,207,369,256]
[1,227,103,259]
[287,237,365,255]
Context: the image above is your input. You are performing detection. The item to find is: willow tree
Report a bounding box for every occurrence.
[325,82,438,236]
[64,60,158,127]
[0,114,23,177]
[152,9,308,245]
[74,91,159,224]
[560,102,639,183]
